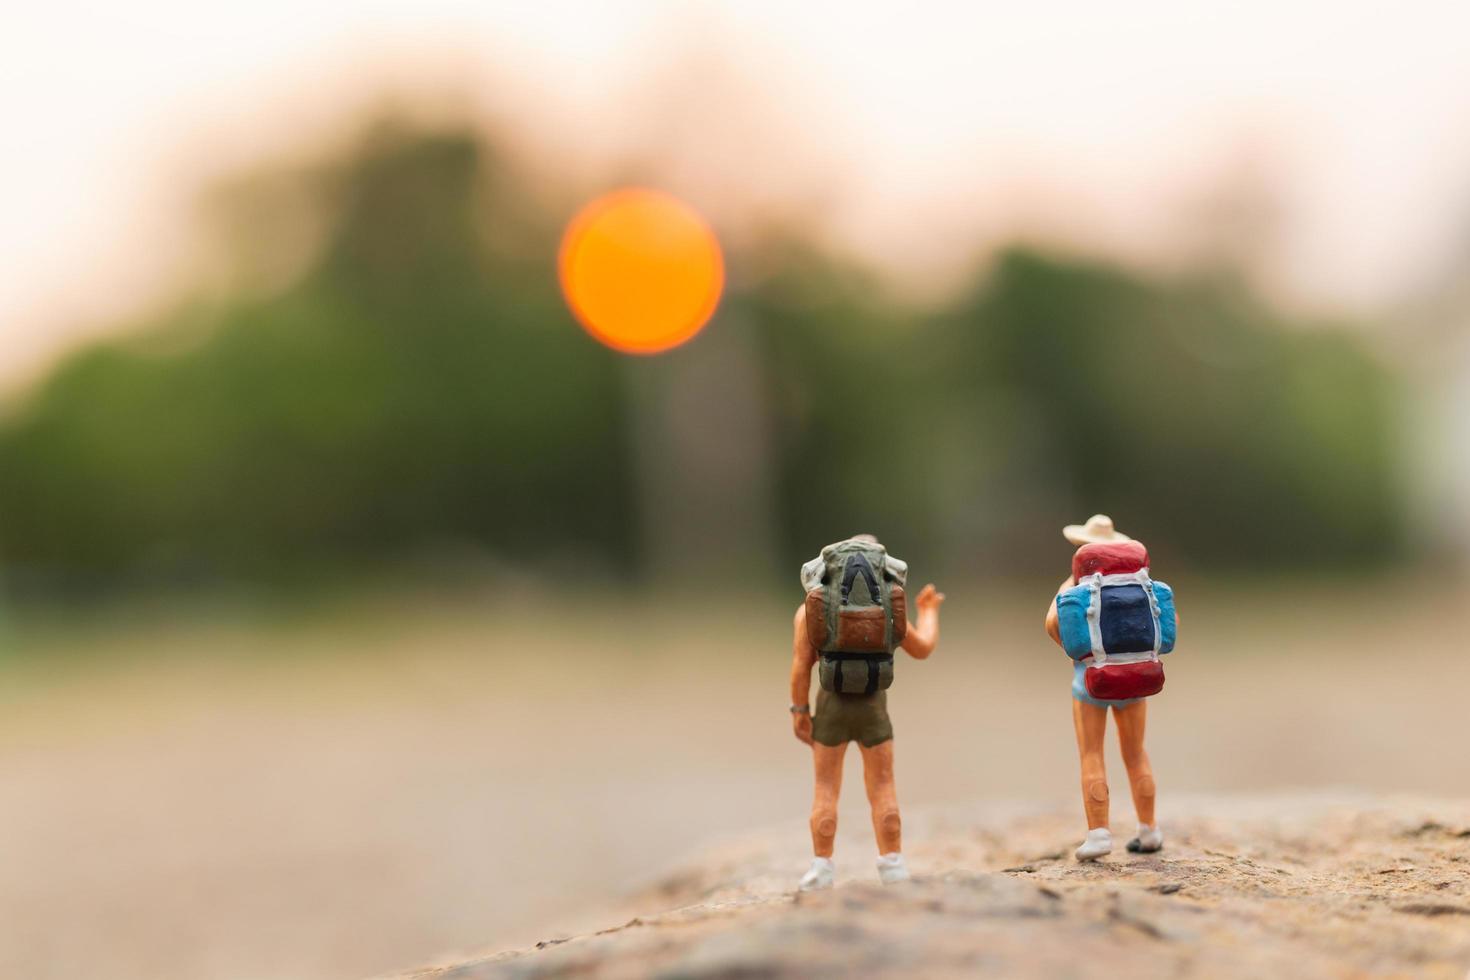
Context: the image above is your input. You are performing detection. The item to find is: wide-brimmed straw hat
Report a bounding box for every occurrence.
[1062,514,1131,546]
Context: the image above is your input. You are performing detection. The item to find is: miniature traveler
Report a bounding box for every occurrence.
[1045,515,1178,861]
[789,535,944,890]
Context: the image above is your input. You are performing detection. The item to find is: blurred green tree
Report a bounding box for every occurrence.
[944,251,1403,571]
[0,124,636,587]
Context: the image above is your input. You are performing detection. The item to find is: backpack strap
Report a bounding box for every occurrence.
[822,652,891,695]
[1144,572,1164,657]
[840,553,880,606]
[1084,573,1106,664]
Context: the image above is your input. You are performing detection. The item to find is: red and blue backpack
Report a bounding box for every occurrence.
[1055,541,1177,701]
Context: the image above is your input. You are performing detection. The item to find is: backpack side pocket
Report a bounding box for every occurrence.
[1152,580,1176,654]
[805,589,829,649]
[1055,586,1095,661]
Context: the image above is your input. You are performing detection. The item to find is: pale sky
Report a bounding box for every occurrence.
[3,0,1470,384]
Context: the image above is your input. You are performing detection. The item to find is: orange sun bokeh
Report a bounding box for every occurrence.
[558,188,725,355]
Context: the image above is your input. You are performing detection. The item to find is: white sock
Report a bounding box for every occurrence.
[798,856,835,891]
[1075,827,1113,861]
[876,851,909,884]
[1131,823,1164,852]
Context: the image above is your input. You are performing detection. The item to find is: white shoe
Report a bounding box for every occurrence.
[799,856,835,891]
[1075,828,1113,862]
[1128,823,1164,853]
[876,852,910,884]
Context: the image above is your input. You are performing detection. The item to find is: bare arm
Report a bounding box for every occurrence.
[790,606,817,745]
[1044,576,1073,648]
[898,584,945,659]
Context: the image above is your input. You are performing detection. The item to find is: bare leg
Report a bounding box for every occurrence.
[1113,701,1156,826]
[810,742,848,857]
[858,740,900,854]
[1071,700,1110,830]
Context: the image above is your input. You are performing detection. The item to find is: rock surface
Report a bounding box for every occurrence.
[387,795,1470,979]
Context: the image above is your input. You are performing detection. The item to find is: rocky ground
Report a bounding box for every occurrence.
[388,795,1470,979]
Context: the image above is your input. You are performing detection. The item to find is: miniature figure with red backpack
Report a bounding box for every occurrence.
[1046,515,1177,862]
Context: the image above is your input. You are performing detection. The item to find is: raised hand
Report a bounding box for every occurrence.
[899,583,944,659]
[915,583,946,613]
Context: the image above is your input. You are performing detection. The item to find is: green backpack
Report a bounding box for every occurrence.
[802,539,908,695]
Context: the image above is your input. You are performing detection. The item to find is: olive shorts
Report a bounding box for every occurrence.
[812,688,894,747]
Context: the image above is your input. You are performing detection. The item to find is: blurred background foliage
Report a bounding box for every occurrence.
[0,119,1404,595]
